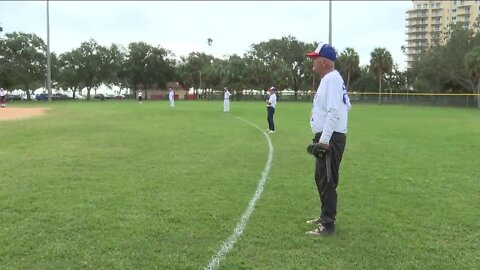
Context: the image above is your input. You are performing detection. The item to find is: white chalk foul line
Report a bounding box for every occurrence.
[204,116,274,270]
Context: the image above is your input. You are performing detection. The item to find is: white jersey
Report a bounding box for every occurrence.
[224,91,231,100]
[0,89,6,97]
[138,91,142,97]
[267,93,277,108]
[310,70,351,144]
[169,90,174,100]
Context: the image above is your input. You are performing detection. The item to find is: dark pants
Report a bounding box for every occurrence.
[313,132,346,226]
[267,106,275,131]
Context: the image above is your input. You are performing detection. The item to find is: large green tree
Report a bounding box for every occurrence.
[0,32,47,100]
[247,36,316,94]
[57,48,85,99]
[76,39,105,100]
[370,47,393,104]
[175,52,213,96]
[125,42,175,99]
[411,24,480,93]
[350,65,377,93]
[100,43,127,91]
[465,45,480,109]
[337,47,360,91]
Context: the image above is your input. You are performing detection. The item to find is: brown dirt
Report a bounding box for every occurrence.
[0,107,49,122]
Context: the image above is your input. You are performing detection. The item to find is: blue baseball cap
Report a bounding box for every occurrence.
[306,43,337,61]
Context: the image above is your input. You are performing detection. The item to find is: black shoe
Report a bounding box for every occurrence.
[305,224,336,236]
[306,217,321,225]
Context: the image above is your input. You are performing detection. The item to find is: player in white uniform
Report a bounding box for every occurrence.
[138,89,143,104]
[168,87,175,108]
[266,86,277,133]
[223,87,231,112]
[305,43,351,237]
[0,88,6,108]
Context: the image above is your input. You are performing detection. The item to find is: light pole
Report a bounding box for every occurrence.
[46,0,52,102]
[329,0,332,45]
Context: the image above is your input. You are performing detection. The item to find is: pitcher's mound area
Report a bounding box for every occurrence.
[0,107,49,121]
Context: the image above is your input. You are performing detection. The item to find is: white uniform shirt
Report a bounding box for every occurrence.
[224,91,231,100]
[169,90,174,100]
[267,93,277,108]
[0,89,6,97]
[138,91,142,97]
[310,70,351,144]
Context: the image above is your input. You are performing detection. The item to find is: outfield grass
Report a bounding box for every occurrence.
[1,100,479,269]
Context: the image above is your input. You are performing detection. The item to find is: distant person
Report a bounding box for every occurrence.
[266,86,277,133]
[168,87,175,108]
[304,43,352,237]
[138,89,143,104]
[0,88,6,108]
[223,87,231,112]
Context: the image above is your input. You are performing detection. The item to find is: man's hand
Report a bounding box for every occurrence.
[318,143,330,151]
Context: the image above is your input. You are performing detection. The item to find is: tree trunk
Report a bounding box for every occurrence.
[24,84,30,101]
[72,86,77,99]
[477,79,480,110]
[378,72,382,105]
[347,72,351,91]
[143,82,148,100]
[87,87,91,101]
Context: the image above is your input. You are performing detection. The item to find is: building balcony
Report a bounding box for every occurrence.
[431,14,442,18]
[408,21,429,27]
[431,20,442,25]
[406,50,424,56]
[406,14,429,20]
[406,28,428,34]
[406,36,428,42]
[405,43,426,49]
[406,8,428,13]
[457,12,471,17]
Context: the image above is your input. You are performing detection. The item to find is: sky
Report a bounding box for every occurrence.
[0,1,413,70]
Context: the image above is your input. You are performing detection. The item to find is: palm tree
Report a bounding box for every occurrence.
[338,47,359,91]
[465,45,480,109]
[370,48,393,105]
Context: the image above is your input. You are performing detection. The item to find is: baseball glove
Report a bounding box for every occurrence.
[306,143,327,158]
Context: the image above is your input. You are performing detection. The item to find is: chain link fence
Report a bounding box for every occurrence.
[198,92,479,109]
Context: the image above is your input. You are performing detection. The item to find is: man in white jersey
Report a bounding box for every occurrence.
[223,87,231,112]
[138,89,143,104]
[168,87,175,108]
[304,43,351,236]
[0,88,6,108]
[266,86,277,133]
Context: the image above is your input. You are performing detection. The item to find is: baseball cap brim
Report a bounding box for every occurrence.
[306,52,320,58]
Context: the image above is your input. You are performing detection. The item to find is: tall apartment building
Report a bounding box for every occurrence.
[405,0,480,68]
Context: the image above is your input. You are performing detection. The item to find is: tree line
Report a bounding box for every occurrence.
[1,24,479,107]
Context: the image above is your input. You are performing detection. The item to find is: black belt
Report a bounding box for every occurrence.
[314,131,346,141]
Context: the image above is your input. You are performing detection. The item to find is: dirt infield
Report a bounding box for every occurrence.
[0,107,49,122]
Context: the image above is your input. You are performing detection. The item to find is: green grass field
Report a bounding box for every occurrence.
[1,100,479,269]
